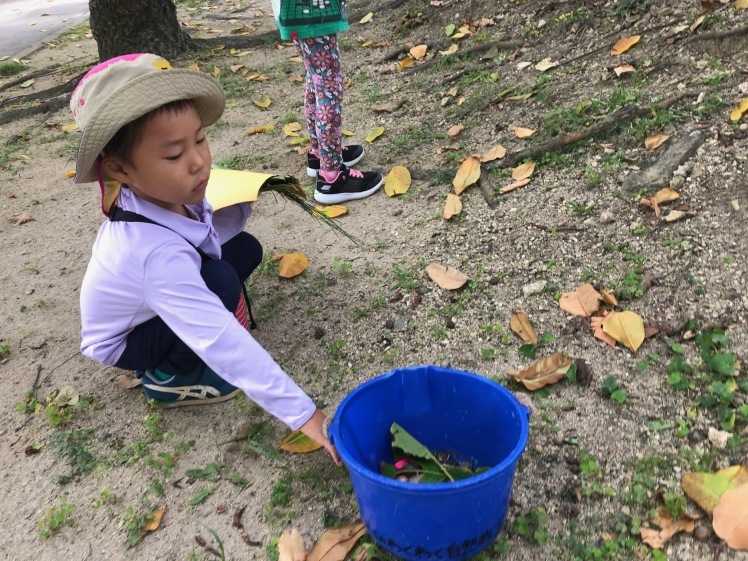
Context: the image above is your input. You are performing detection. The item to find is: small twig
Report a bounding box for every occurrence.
[0,64,61,94]
[402,39,525,77]
[683,23,748,45]
[41,350,81,385]
[529,222,584,233]
[1,71,84,108]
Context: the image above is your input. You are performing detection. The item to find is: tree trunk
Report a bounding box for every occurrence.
[89,0,196,61]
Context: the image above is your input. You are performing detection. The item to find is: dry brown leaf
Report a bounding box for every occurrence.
[384,166,411,197]
[534,58,559,72]
[599,289,618,307]
[246,125,275,135]
[409,44,428,60]
[15,213,33,226]
[508,352,573,391]
[640,507,698,549]
[510,312,538,344]
[278,252,309,278]
[307,522,366,561]
[499,178,531,194]
[591,312,617,347]
[514,127,536,138]
[188,63,200,71]
[512,161,536,181]
[713,483,748,549]
[611,35,641,55]
[279,430,323,453]
[559,284,602,317]
[425,263,469,290]
[640,188,679,216]
[230,64,244,73]
[738,0,748,9]
[447,124,464,137]
[114,373,142,389]
[452,156,480,195]
[602,310,645,352]
[279,529,307,561]
[443,193,462,220]
[144,507,166,532]
[396,57,414,72]
[690,14,706,33]
[663,209,696,222]
[645,133,671,150]
[315,205,348,218]
[480,144,506,162]
[613,64,636,76]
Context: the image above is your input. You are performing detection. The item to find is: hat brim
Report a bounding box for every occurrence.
[74,69,225,184]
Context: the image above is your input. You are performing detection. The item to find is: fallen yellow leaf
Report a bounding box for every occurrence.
[230,64,244,73]
[188,63,200,71]
[64,170,76,178]
[737,0,748,8]
[512,161,536,181]
[713,483,748,549]
[213,66,221,77]
[246,125,275,135]
[452,155,481,195]
[288,136,311,146]
[510,311,538,344]
[559,284,602,317]
[611,35,640,55]
[499,178,531,194]
[279,429,323,453]
[645,133,671,150]
[602,310,645,352]
[342,129,355,136]
[253,95,272,108]
[144,507,165,532]
[308,522,366,561]
[613,64,636,76]
[447,124,464,137]
[278,252,308,278]
[409,44,428,60]
[359,12,373,23]
[514,127,536,138]
[365,127,385,142]
[283,122,302,137]
[396,57,414,72]
[384,166,411,197]
[682,463,748,517]
[278,528,306,561]
[425,263,469,290]
[289,56,302,62]
[731,98,748,122]
[534,58,559,72]
[690,14,706,33]
[439,44,458,56]
[591,312,617,347]
[508,352,573,391]
[315,205,348,218]
[443,193,462,219]
[480,144,506,162]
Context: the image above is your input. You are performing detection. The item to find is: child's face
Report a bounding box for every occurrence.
[105,104,212,214]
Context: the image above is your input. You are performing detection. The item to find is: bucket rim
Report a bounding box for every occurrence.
[329,365,530,492]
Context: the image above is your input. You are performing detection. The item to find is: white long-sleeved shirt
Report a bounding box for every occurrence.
[80,186,315,430]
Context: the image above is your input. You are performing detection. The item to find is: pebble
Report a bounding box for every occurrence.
[693,526,710,542]
[670,175,685,189]
[598,211,615,224]
[522,280,546,297]
[708,427,732,450]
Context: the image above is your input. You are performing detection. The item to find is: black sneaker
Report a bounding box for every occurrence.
[307,145,364,177]
[314,165,383,204]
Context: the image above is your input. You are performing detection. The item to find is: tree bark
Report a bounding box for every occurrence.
[89,0,196,61]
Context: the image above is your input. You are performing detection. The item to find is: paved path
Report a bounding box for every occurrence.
[0,0,89,60]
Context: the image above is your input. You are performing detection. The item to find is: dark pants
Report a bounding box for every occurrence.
[115,232,262,375]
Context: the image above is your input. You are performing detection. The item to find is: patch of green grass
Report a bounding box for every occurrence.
[52,22,91,46]
[0,342,9,359]
[38,495,75,538]
[391,265,421,290]
[601,376,627,404]
[387,125,446,154]
[0,62,25,77]
[121,505,160,548]
[51,429,97,484]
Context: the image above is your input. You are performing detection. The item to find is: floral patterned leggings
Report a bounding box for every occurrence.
[293,34,343,172]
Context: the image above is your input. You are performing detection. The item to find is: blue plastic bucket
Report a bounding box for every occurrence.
[329,365,530,561]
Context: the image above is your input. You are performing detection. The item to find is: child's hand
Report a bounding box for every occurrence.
[300,409,342,466]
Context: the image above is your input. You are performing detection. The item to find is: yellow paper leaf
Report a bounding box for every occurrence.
[289,56,302,62]
[611,35,640,55]
[614,64,636,76]
[365,127,385,142]
[278,252,308,278]
[315,205,348,218]
[278,529,306,561]
[409,44,428,60]
[480,144,506,162]
[508,352,573,391]
[447,124,464,137]
[640,507,698,549]
[360,12,373,23]
[644,133,671,150]
[425,263,469,290]
[384,166,411,196]
[144,507,166,532]
[534,58,559,72]
[439,44,459,56]
[253,95,272,108]
[396,57,414,72]
[559,284,602,317]
[514,127,536,138]
[602,310,645,352]
[714,483,748,549]
[682,463,748,517]
[246,125,275,135]
[279,430,323,453]
[283,122,302,137]
[510,311,538,344]
[512,160,536,180]
[342,129,355,136]
[731,98,748,122]
[64,170,76,178]
[443,193,462,219]
[499,178,531,194]
[452,155,481,195]
[308,522,366,561]
[61,123,78,132]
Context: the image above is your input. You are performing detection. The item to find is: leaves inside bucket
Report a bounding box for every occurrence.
[380,423,490,484]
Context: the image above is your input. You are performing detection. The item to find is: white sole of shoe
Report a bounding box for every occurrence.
[313,176,384,204]
[306,150,365,177]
